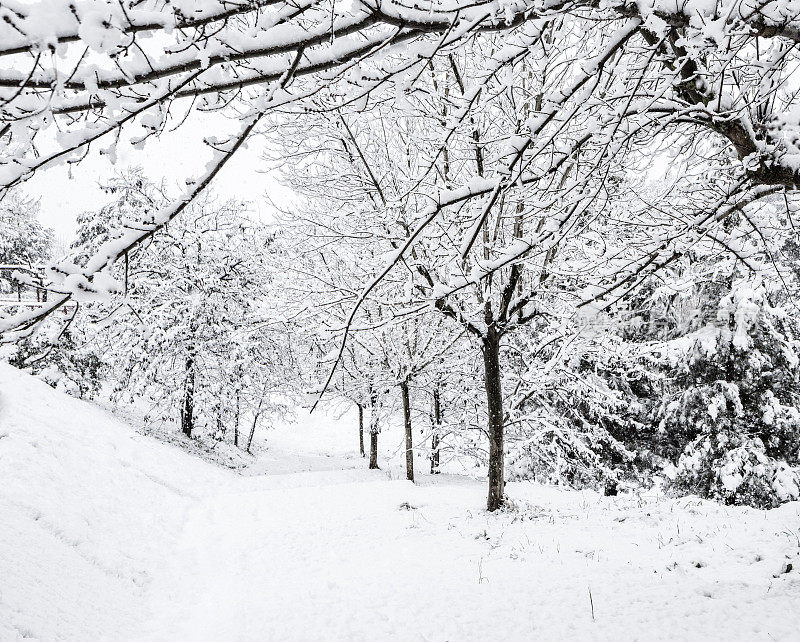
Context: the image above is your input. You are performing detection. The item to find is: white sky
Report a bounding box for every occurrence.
[25,111,289,249]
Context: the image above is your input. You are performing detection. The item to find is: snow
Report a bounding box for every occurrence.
[0,362,231,640]
[2,362,800,640]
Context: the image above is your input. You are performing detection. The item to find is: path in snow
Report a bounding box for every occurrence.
[2,363,800,641]
[137,470,800,641]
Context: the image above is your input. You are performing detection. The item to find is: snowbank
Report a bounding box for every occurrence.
[0,362,231,640]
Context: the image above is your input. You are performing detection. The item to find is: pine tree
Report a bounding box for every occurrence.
[659,283,800,507]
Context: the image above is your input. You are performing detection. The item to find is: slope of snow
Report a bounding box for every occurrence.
[2,362,800,641]
[0,362,232,641]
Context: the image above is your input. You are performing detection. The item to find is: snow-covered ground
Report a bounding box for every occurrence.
[2,362,800,641]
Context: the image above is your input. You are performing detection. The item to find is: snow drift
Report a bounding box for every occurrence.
[0,362,231,640]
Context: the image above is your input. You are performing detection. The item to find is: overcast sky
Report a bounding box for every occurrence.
[26,112,287,250]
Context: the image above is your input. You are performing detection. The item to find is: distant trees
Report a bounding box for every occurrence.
[377,315,460,482]
[270,143,471,480]
[66,171,293,445]
[0,191,53,295]
[0,192,104,397]
[269,205,391,467]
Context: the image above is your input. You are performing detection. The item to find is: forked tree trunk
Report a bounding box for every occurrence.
[483,327,505,511]
[369,390,379,469]
[181,355,195,438]
[431,386,441,474]
[358,403,365,457]
[400,380,414,482]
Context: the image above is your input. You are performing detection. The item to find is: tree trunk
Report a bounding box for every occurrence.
[369,432,379,469]
[247,392,266,454]
[358,402,365,457]
[369,390,379,469]
[234,392,240,448]
[431,386,441,474]
[180,355,195,438]
[216,410,223,440]
[246,414,258,453]
[483,327,505,511]
[247,396,264,455]
[401,380,414,482]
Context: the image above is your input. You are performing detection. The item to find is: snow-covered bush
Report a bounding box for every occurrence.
[506,416,634,492]
[658,283,800,507]
[8,327,105,400]
[670,429,799,508]
[505,346,641,493]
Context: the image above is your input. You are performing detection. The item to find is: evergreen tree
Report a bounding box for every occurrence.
[658,283,800,507]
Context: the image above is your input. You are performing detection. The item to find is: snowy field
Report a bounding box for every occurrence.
[2,362,800,641]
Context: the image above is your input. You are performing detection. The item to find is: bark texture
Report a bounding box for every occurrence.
[401,381,414,482]
[483,328,505,511]
[369,432,379,469]
[369,390,379,469]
